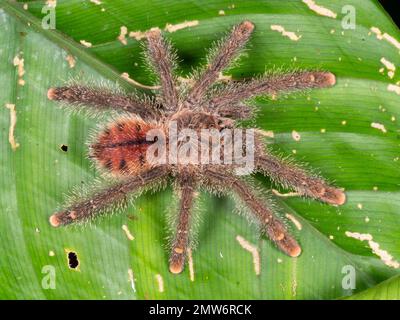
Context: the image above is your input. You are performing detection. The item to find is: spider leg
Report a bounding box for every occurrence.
[146,29,179,110]
[185,21,254,106]
[47,85,159,119]
[169,171,197,274]
[215,103,253,120]
[255,153,346,206]
[204,168,301,258]
[49,167,169,227]
[207,71,336,109]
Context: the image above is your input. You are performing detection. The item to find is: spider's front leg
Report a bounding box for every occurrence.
[255,151,346,206]
[169,170,197,274]
[205,168,301,258]
[185,21,254,106]
[47,85,159,120]
[50,167,169,227]
[216,103,253,120]
[207,71,336,109]
[146,29,179,110]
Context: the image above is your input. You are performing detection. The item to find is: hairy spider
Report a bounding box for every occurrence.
[47,21,345,274]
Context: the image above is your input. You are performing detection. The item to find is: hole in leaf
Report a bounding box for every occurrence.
[67,251,79,269]
[60,144,68,152]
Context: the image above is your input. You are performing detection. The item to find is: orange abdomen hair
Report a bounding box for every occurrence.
[90,118,159,175]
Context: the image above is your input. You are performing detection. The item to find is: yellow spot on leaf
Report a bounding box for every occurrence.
[187,248,195,282]
[346,231,399,269]
[65,54,76,68]
[155,274,164,292]
[370,27,400,50]
[236,235,260,275]
[80,40,92,47]
[388,84,400,95]
[271,25,302,41]
[286,214,302,231]
[120,72,160,90]
[302,0,337,19]
[165,20,199,33]
[122,224,134,240]
[117,26,128,45]
[291,130,301,141]
[5,103,19,151]
[371,122,387,133]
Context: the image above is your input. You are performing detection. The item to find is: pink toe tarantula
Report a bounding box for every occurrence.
[48,21,345,274]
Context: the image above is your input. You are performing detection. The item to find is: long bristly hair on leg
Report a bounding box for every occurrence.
[192,24,252,82]
[54,170,169,228]
[48,75,159,120]
[164,178,203,255]
[56,176,130,229]
[256,132,344,205]
[206,172,293,238]
[141,31,184,109]
[206,66,336,112]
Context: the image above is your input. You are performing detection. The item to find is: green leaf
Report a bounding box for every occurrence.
[345,274,400,299]
[1,0,399,299]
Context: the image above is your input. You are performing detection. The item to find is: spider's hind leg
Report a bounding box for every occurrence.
[50,167,169,227]
[255,151,345,206]
[205,168,301,258]
[169,171,197,274]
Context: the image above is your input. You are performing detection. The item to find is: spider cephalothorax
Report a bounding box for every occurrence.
[47,21,345,274]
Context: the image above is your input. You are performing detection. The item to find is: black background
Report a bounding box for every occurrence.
[379,0,399,27]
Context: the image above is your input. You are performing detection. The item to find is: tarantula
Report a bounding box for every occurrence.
[47,21,345,274]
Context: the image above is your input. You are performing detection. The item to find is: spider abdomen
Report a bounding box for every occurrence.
[90,118,158,175]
